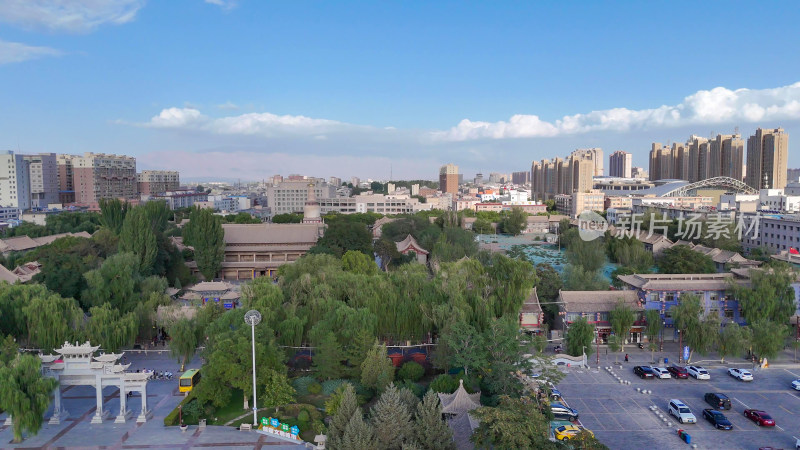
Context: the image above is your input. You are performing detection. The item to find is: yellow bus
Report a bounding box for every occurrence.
[179,369,201,393]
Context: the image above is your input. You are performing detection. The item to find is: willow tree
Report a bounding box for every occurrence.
[169,318,197,371]
[22,291,83,353]
[0,354,59,443]
[85,303,138,353]
[609,300,636,353]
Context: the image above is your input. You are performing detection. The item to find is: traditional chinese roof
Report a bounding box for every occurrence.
[616,273,742,291]
[448,412,479,450]
[222,223,320,245]
[54,341,100,356]
[372,217,397,238]
[188,281,235,292]
[396,234,429,256]
[438,379,481,416]
[0,232,92,253]
[558,290,641,313]
[520,287,542,314]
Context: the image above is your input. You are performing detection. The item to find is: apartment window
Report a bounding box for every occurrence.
[724,309,734,319]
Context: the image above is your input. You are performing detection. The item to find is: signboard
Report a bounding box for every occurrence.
[223,303,233,309]
[259,417,301,441]
[683,346,690,361]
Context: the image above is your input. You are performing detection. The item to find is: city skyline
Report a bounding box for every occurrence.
[1,1,800,180]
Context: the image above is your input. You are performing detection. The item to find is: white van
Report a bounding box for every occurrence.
[668,399,697,424]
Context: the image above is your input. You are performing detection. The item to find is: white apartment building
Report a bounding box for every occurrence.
[740,213,800,254]
[0,151,31,211]
[152,190,209,210]
[318,193,424,215]
[266,180,336,215]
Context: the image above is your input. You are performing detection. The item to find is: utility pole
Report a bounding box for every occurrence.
[677,329,682,364]
[244,310,262,427]
[596,329,600,366]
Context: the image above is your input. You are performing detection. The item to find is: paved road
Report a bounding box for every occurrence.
[0,352,303,449]
[558,363,800,450]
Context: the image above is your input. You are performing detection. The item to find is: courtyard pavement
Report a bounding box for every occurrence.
[0,352,304,449]
[557,357,800,450]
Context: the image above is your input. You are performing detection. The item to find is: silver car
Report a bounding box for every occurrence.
[651,367,671,379]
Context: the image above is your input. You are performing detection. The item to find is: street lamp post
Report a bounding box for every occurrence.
[677,329,682,364]
[596,329,600,366]
[660,320,665,352]
[244,310,262,427]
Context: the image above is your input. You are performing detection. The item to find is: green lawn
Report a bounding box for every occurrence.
[208,389,246,425]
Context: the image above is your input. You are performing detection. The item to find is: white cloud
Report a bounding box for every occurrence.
[0,39,62,64]
[434,81,800,141]
[204,0,238,11]
[0,0,144,33]
[217,101,239,110]
[144,107,353,136]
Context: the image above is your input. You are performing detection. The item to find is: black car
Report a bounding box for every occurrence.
[550,402,579,422]
[704,392,732,410]
[703,409,733,430]
[633,366,655,379]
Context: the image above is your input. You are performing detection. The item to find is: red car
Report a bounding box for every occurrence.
[667,365,689,379]
[744,409,775,427]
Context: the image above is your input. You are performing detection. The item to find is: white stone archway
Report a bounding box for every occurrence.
[38,341,152,425]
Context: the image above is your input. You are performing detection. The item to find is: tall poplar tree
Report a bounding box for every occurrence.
[119,206,158,275]
[183,208,225,280]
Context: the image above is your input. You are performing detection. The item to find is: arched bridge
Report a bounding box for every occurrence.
[662,176,757,197]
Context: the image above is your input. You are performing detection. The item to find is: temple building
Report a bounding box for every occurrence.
[395,234,429,264]
[302,183,322,224]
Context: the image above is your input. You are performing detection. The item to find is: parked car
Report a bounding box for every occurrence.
[550,403,579,422]
[687,365,711,380]
[668,399,697,424]
[703,409,733,430]
[651,367,671,379]
[668,365,689,379]
[553,425,594,441]
[744,409,775,427]
[728,368,753,381]
[704,392,732,410]
[791,379,800,391]
[633,365,655,379]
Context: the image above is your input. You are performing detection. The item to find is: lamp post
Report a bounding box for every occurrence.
[244,310,262,427]
[179,404,183,427]
[677,329,682,364]
[660,320,665,352]
[596,329,600,366]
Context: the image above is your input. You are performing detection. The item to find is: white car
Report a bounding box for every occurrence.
[792,379,800,391]
[651,367,671,379]
[728,368,753,381]
[668,399,697,424]
[687,365,710,380]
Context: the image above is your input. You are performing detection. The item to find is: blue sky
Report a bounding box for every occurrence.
[1,0,799,181]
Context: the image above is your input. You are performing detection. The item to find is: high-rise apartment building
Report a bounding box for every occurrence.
[137,170,180,195]
[266,180,336,215]
[609,151,632,178]
[439,163,459,194]
[21,153,58,209]
[72,153,137,204]
[571,148,603,176]
[745,128,789,190]
[671,143,688,181]
[0,151,31,211]
[648,143,674,181]
[631,167,648,179]
[56,154,76,204]
[531,151,595,201]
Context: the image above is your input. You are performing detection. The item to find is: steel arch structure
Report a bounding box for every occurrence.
[663,176,757,197]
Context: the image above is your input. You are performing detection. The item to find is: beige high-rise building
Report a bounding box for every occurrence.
[745,128,789,190]
[648,143,673,181]
[138,170,180,195]
[697,140,711,182]
[571,148,603,176]
[671,143,688,180]
[720,134,744,180]
[572,190,605,218]
[439,163,459,195]
[609,151,632,178]
[686,135,708,182]
[531,152,594,200]
[71,153,137,204]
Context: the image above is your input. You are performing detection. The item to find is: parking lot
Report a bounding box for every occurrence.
[557,364,800,449]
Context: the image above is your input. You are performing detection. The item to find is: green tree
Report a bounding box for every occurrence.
[565,235,606,273]
[609,300,636,353]
[471,396,553,450]
[717,322,749,363]
[414,390,455,450]
[360,341,395,393]
[311,222,373,257]
[565,317,594,357]
[472,218,494,234]
[644,309,664,363]
[562,265,607,291]
[670,294,709,362]
[731,267,797,325]
[342,250,378,275]
[82,252,141,312]
[84,303,138,353]
[0,354,59,443]
[500,207,527,236]
[260,370,295,413]
[183,208,225,280]
[169,318,197,371]
[750,319,788,360]
[0,335,18,365]
[441,320,486,377]
[98,198,128,234]
[656,245,716,274]
[398,361,424,382]
[22,291,83,353]
[340,407,376,450]
[313,332,345,380]
[481,317,532,396]
[272,213,303,223]
[119,206,159,275]
[611,266,637,289]
[370,384,414,450]
[327,383,358,450]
